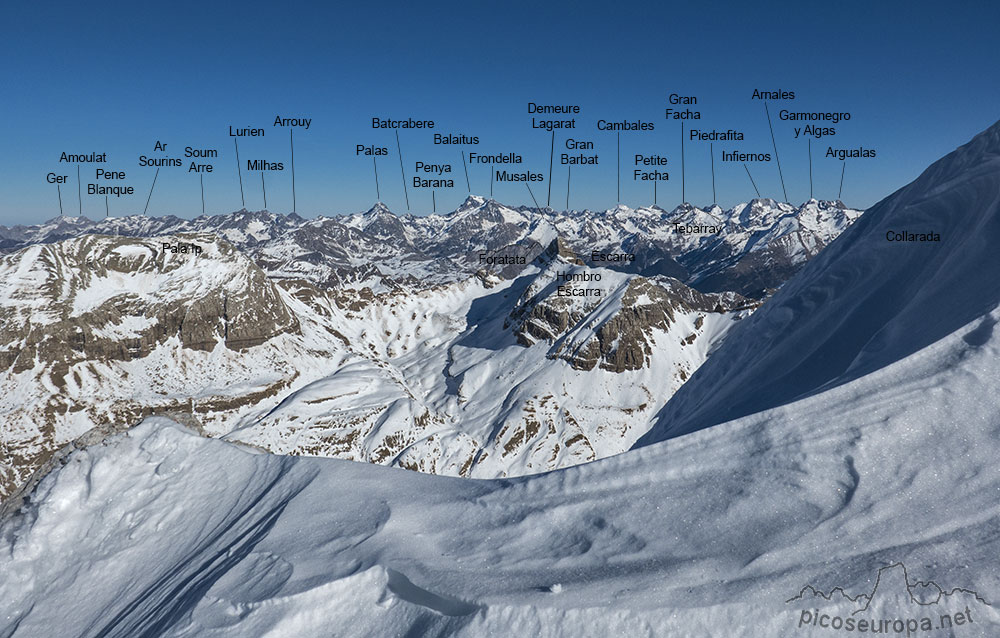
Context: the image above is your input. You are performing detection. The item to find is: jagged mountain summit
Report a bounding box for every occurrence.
[2,121,1000,636]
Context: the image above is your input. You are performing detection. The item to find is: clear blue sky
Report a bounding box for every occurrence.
[2,0,998,224]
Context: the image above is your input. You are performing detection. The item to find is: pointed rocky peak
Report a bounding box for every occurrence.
[746,197,783,210]
[669,202,699,216]
[363,202,393,218]
[456,195,486,213]
[539,236,582,264]
[356,202,411,243]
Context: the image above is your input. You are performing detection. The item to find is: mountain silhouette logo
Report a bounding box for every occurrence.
[786,562,989,614]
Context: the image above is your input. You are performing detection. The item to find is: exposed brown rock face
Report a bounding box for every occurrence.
[506,240,753,373]
[0,233,306,500]
[0,234,299,374]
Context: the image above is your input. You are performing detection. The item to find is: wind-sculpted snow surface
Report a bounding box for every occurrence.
[4,296,1000,636]
[638,119,1000,445]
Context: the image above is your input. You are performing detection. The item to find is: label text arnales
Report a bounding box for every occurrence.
[751,89,795,100]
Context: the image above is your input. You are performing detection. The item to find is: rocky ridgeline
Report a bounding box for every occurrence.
[0,233,319,499]
[0,197,862,299]
[0,197,862,498]
[0,234,299,372]
[506,239,753,373]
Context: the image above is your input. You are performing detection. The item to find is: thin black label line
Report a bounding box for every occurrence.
[490,164,494,197]
[547,130,554,206]
[200,174,205,215]
[681,123,686,203]
[57,184,63,216]
[432,190,436,213]
[839,161,846,200]
[710,142,716,204]
[654,179,657,207]
[77,165,82,215]
[261,171,268,209]
[566,165,571,210]
[290,129,297,214]
[142,167,160,215]
[373,157,381,201]
[808,138,813,199]
[764,101,788,201]
[525,182,541,209]
[617,132,621,203]
[105,195,109,217]
[234,138,245,207]
[461,151,471,193]
[395,129,410,211]
[744,163,761,198]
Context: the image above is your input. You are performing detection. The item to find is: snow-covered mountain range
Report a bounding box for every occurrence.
[0,197,857,498]
[1,120,999,636]
[0,197,861,297]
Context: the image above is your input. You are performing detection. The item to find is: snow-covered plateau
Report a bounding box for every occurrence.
[4,120,1000,636]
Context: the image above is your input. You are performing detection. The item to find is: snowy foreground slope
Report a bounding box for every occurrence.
[637,120,1000,445]
[2,316,1000,636]
[2,124,1000,636]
